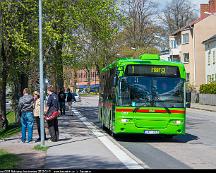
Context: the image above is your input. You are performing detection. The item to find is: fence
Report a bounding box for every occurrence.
[199,94,216,106]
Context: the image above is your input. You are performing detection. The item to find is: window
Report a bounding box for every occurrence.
[213,51,215,64]
[212,74,215,82]
[183,53,189,63]
[207,75,211,83]
[186,73,190,82]
[182,33,189,44]
[208,51,211,65]
[171,40,177,49]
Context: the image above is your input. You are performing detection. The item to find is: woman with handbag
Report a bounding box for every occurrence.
[45,85,60,142]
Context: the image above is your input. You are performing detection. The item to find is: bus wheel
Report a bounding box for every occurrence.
[110,131,117,138]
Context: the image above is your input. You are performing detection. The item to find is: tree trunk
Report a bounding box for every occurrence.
[0,43,8,122]
[86,67,91,93]
[73,69,78,93]
[55,43,64,91]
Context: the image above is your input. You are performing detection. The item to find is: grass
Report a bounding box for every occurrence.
[0,149,21,169]
[33,145,49,152]
[0,112,20,139]
[7,111,17,124]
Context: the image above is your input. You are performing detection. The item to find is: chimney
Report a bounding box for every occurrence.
[200,4,210,19]
[209,0,216,13]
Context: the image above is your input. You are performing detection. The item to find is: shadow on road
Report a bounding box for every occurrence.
[114,133,199,143]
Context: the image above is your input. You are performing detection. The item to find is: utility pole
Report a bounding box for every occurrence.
[39,0,45,146]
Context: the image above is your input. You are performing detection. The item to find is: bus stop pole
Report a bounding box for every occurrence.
[39,0,45,146]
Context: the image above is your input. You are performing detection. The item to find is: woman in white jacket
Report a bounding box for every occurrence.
[33,91,46,142]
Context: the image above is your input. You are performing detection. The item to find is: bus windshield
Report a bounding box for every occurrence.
[119,76,184,108]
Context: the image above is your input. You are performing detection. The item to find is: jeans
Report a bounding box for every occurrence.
[20,112,34,142]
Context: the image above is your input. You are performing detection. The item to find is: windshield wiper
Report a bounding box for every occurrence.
[133,102,149,113]
[133,104,144,113]
[153,97,171,114]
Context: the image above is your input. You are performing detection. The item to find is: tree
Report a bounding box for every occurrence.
[0,1,38,122]
[120,0,161,49]
[160,0,198,48]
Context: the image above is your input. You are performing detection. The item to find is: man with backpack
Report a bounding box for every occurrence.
[66,88,75,116]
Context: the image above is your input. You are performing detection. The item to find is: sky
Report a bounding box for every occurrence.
[158,0,209,10]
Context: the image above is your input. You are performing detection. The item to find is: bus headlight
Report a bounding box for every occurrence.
[173,120,182,125]
[121,119,129,123]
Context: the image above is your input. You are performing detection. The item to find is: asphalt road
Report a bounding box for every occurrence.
[73,96,216,169]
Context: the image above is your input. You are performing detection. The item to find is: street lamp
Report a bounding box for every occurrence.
[39,0,45,146]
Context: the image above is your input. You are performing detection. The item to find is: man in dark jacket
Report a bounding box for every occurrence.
[45,85,59,142]
[18,88,34,143]
[58,88,66,116]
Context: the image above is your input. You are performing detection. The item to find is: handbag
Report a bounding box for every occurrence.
[44,111,60,121]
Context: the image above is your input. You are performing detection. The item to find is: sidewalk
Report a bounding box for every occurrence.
[190,103,216,112]
[0,124,47,169]
[44,111,127,169]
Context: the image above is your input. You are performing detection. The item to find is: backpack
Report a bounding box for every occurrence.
[67,92,73,102]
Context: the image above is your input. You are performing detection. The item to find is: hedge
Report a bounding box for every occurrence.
[200,83,216,94]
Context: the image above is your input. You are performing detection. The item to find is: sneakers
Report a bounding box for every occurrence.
[48,139,58,143]
[27,140,34,144]
[35,138,41,143]
[20,140,25,143]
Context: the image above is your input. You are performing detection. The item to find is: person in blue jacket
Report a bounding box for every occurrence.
[45,85,59,142]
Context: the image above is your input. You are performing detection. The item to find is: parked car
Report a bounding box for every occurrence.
[73,93,81,102]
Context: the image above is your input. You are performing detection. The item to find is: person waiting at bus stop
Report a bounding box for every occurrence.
[45,85,59,142]
[18,88,34,143]
[33,91,47,142]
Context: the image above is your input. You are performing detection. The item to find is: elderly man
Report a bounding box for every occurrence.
[18,88,34,143]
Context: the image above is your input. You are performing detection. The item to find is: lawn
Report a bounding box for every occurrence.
[0,149,21,169]
[34,145,49,152]
[0,112,20,139]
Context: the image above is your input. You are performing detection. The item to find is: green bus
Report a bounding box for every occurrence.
[98,54,186,137]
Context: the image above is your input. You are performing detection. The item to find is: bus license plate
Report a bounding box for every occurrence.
[144,130,160,134]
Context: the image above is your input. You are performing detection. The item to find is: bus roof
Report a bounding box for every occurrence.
[101,54,186,79]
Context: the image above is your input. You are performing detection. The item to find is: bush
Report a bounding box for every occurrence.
[200,83,216,94]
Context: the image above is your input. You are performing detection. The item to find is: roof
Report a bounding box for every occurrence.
[171,17,203,36]
[202,34,216,44]
[101,54,185,73]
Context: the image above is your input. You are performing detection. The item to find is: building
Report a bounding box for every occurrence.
[202,34,216,83]
[63,67,100,92]
[160,50,171,61]
[75,68,100,91]
[169,0,216,88]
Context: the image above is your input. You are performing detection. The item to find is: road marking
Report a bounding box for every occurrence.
[72,108,149,169]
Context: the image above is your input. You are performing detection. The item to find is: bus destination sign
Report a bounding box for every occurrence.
[126,65,180,77]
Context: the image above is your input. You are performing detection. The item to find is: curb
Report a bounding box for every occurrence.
[72,108,149,169]
[106,133,150,169]
[189,107,216,112]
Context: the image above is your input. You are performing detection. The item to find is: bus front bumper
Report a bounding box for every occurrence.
[114,120,185,135]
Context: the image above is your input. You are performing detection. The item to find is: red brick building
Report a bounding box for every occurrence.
[63,67,100,92]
